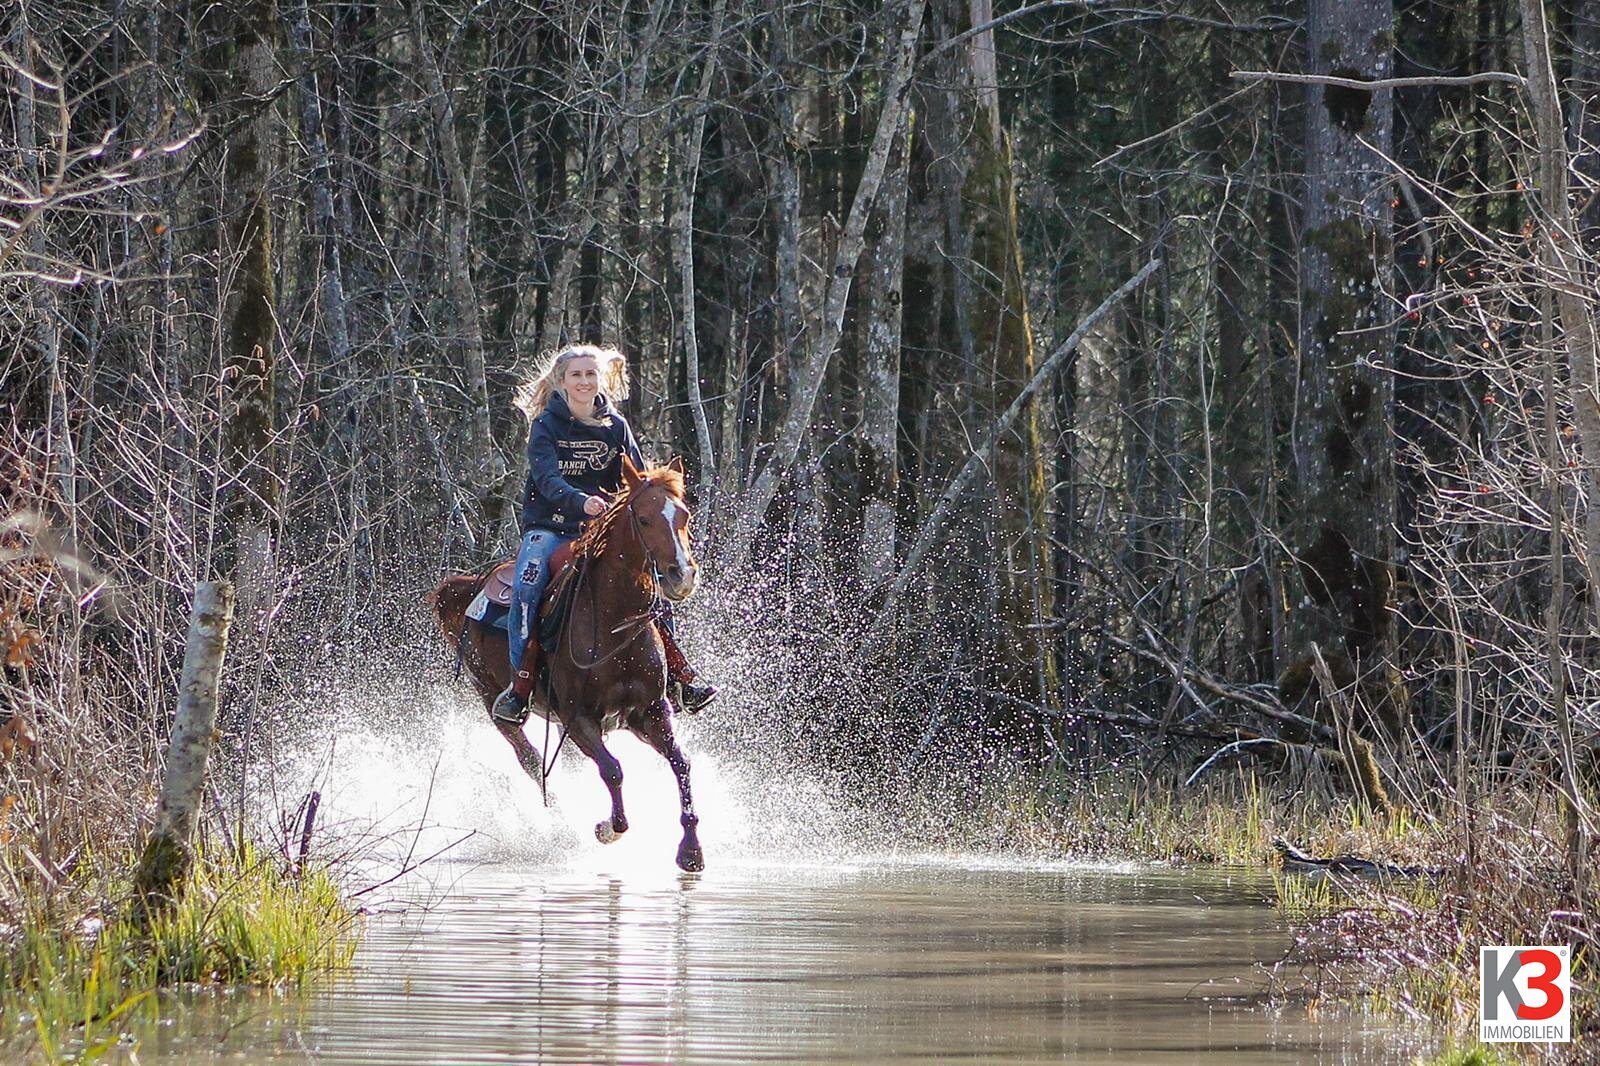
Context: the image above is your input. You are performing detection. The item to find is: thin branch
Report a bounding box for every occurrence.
[1232,69,1525,90]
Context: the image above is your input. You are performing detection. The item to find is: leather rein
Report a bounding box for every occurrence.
[561,486,677,672]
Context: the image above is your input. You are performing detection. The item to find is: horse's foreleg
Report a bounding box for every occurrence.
[634,702,703,872]
[566,716,627,842]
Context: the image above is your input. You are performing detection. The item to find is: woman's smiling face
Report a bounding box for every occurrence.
[563,356,600,403]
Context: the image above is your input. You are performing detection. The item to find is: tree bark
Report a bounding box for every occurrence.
[289,0,369,574]
[674,0,728,500]
[410,0,507,535]
[873,259,1162,631]
[134,581,235,919]
[1519,0,1595,884]
[212,0,282,587]
[957,0,1057,699]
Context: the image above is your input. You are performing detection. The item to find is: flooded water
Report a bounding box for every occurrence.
[50,699,1433,1063]
[110,856,1426,1065]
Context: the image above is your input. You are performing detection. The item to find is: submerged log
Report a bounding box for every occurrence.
[134,580,234,920]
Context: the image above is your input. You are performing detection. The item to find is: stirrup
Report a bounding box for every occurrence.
[491,685,529,726]
[672,680,717,716]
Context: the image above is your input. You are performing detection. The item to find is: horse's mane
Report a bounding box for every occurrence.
[570,466,687,561]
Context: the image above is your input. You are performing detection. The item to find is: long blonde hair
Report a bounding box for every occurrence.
[516,344,631,422]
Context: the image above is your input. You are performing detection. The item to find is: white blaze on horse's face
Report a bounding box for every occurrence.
[660,496,698,600]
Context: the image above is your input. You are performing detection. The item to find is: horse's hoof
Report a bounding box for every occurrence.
[676,845,705,872]
[596,820,616,844]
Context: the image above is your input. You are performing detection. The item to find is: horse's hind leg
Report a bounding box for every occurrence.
[566,715,628,842]
[634,702,703,872]
[493,720,547,796]
[466,628,549,795]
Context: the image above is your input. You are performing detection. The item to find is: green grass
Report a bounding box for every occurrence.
[0,842,359,1062]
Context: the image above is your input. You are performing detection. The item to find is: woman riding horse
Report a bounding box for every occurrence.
[492,344,716,724]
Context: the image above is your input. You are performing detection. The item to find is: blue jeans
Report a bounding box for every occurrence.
[508,528,573,673]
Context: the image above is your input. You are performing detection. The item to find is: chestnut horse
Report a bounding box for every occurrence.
[430,457,705,871]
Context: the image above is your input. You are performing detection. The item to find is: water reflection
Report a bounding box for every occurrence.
[105,860,1425,1064]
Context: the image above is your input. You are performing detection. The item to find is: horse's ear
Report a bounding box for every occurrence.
[666,455,685,475]
[622,454,644,490]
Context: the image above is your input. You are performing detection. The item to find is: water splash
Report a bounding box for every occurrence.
[241,658,871,882]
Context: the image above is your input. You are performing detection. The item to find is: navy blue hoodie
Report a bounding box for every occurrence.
[520,391,644,536]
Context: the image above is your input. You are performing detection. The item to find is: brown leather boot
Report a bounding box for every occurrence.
[658,623,716,714]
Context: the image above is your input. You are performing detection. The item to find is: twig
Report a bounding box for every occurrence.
[349,831,477,899]
[1231,69,1525,90]
[295,790,321,876]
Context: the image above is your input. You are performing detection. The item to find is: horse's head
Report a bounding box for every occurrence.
[622,455,699,602]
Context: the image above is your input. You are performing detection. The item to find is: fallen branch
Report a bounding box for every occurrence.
[872,258,1162,630]
[1184,738,1289,787]
[996,693,1394,796]
[1097,630,1335,743]
[1274,837,1445,879]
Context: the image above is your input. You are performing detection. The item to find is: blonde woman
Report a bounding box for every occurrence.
[493,344,716,723]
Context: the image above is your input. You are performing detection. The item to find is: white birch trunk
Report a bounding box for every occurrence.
[134,581,235,913]
[674,0,729,495]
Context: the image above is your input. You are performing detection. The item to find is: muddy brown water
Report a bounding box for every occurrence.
[108,857,1428,1065]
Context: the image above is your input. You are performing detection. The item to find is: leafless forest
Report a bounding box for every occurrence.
[3,0,1598,940]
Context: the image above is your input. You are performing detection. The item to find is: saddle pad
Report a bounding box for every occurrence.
[464,596,511,631]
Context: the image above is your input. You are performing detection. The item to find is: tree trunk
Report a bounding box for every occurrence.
[874,260,1162,631]
[1541,0,1600,633]
[674,0,728,500]
[134,581,235,919]
[1519,0,1595,886]
[956,0,1057,698]
[288,0,369,577]
[211,0,282,589]
[860,119,911,587]
[410,0,507,535]
[1288,0,1402,732]
[724,0,926,571]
